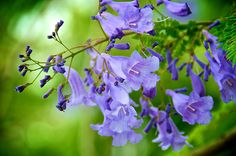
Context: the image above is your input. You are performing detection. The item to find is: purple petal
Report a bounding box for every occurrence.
[163,0,191,16]
[190,70,205,96]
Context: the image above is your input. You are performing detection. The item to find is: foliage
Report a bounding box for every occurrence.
[133,18,205,66]
[211,7,236,64]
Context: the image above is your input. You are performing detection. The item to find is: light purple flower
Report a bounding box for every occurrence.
[122,51,159,91]
[92,12,125,39]
[166,71,214,125]
[91,96,143,146]
[86,48,104,74]
[157,0,192,16]
[97,0,154,35]
[205,52,236,103]
[121,6,154,33]
[100,0,139,16]
[202,30,224,64]
[61,67,96,108]
[102,72,130,105]
[152,110,189,151]
[203,30,236,103]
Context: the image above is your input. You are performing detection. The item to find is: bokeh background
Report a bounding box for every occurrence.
[0,0,236,156]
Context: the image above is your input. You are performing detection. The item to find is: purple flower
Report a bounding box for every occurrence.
[157,0,191,16]
[121,6,154,34]
[202,30,224,64]
[101,53,128,79]
[102,72,130,105]
[122,51,159,91]
[96,1,154,35]
[91,96,143,146]
[220,75,236,103]
[86,48,105,74]
[166,71,214,125]
[152,110,189,151]
[100,0,139,14]
[92,12,125,39]
[203,30,236,103]
[205,52,236,103]
[60,67,96,108]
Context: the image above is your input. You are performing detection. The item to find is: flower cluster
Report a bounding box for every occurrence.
[15,0,235,152]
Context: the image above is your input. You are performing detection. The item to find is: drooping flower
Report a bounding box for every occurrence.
[121,6,154,34]
[56,67,96,111]
[91,96,143,146]
[92,12,125,39]
[100,0,139,16]
[205,52,236,103]
[166,71,214,125]
[203,30,236,103]
[122,51,159,91]
[151,109,189,151]
[96,0,154,35]
[102,72,130,105]
[202,30,224,64]
[157,0,191,16]
[86,48,104,74]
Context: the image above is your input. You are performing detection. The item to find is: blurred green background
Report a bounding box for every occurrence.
[0,0,236,156]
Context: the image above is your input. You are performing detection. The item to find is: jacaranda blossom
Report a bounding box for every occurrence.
[100,0,139,16]
[157,0,191,16]
[91,95,143,146]
[96,0,154,36]
[59,67,96,109]
[122,51,160,91]
[203,30,236,103]
[166,71,214,125]
[205,52,236,103]
[121,6,154,33]
[152,110,189,151]
[92,12,125,39]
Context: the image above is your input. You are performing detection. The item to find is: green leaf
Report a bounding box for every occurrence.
[211,7,236,64]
